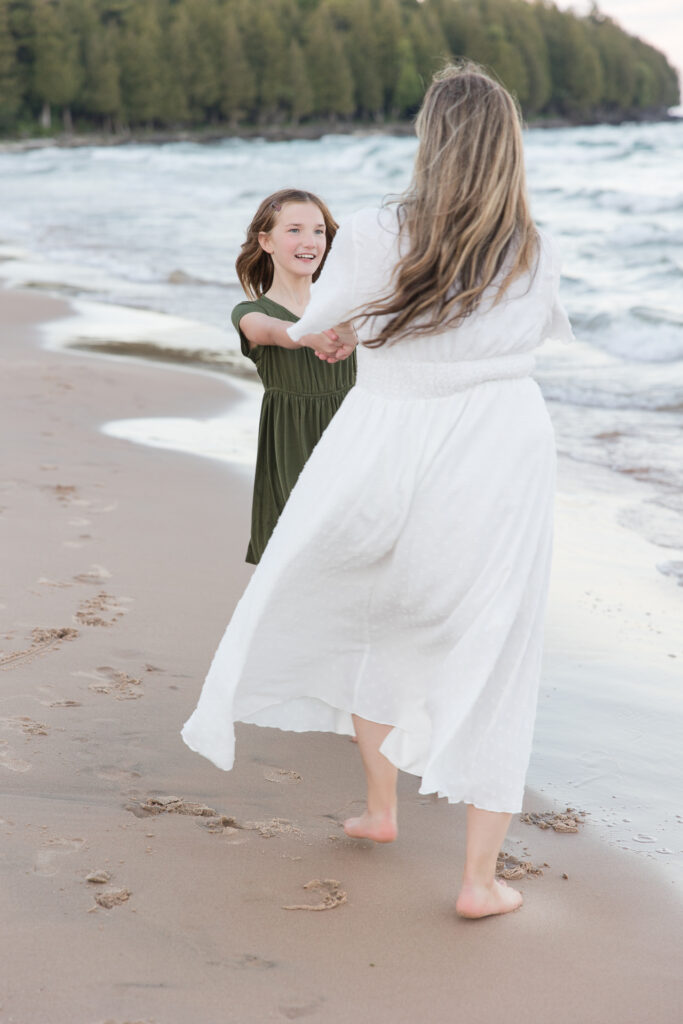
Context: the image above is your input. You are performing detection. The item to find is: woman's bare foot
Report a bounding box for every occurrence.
[343,809,397,843]
[455,878,523,919]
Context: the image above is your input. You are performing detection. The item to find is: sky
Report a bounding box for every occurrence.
[556,1,683,78]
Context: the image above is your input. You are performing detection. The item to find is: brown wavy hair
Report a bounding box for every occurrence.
[360,62,538,347]
[236,188,338,299]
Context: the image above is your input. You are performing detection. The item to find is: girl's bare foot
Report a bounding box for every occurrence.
[455,878,523,919]
[343,809,397,843]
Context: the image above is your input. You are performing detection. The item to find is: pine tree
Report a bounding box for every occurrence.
[502,1,551,115]
[239,2,289,122]
[304,6,354,119]
[74,3,122,131]
[374,0,403,115]
[408,6,450,88]
[538,5,604,115]
[163,4,192,124]
[285,39,314,123]
[117,1,165,126]
[218,15,256,125]
[32,0,82,130]
[589,13,637,109]
[394,37,422,115]
[345,0,383,119]
[181,0,224,122]
[0,0,21,130]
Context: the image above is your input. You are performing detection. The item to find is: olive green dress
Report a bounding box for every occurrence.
[232,295,356,564]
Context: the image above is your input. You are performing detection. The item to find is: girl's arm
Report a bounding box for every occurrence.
[239,313,343,357]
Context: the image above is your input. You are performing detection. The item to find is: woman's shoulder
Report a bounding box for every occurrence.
[337,204,400,240]
[333,206,401,269]
[534,227,563,275]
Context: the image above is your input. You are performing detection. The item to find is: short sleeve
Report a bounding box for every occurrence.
[231,301,262,364]
[287,213,359,342]
[539,232,574,344]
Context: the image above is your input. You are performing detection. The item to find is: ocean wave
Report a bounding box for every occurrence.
[573,313,683,363]
[166,269,228,287]
[657,561,683,586]
[541,380,683,412]
[631,306,683,329]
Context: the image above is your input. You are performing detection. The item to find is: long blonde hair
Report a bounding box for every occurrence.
[361,63,538,347]
[236,188,338,300]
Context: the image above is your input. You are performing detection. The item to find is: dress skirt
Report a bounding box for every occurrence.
[182,353,556,814]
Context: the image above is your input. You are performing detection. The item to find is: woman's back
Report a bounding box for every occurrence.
[290,205,572,373]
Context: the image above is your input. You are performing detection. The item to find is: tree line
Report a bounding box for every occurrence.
[0,0,679,136]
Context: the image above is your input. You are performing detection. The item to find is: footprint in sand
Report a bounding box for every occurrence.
[278,999,325,1020]
[96,767,142,783]
[33,836,85,876]
[0,626,79,671]
[86,869,112,884]
[72,564,111,585]
[124,796,301,841]
[264,767,303,785]
[45,484,78,505]
[75,592,132,628]
[37,577,74,589]
[125,795,220,819]
[0,716,49,737]
[283,879,347,912]
[0,740,31,773]
[520,808,586,833]
[222,953,277,970]
[496,850,545,880]
[73,666,143,701]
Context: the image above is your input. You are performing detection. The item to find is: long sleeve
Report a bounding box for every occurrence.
[287,213,360,342]
[540,231,574,344]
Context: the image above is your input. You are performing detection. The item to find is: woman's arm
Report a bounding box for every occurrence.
[239,313,345,357]
[287,213,359,343]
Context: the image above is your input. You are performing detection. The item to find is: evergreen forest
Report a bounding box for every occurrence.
[0,0,679,137]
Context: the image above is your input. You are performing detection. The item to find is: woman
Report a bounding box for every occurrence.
[182,63,573,919]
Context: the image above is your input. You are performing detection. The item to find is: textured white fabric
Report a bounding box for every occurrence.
[182,206,572,813]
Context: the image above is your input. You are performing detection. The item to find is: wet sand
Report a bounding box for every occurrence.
[1,286,682,1024]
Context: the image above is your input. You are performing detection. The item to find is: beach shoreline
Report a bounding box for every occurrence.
[0,106,680,154]
[2,284,682,1023]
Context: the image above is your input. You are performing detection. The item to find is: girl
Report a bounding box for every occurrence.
[183,65,573,919]
[231,188,356,564]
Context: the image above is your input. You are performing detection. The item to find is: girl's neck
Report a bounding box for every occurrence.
[264,272,311,317]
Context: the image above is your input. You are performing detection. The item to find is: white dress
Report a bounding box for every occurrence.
[182,206,573,813]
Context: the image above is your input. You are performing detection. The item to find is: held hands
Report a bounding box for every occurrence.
[301,322,358,364]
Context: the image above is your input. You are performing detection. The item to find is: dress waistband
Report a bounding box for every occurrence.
[355,352,535,399]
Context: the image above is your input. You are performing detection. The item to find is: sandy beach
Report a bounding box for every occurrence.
[2,285,682,1024]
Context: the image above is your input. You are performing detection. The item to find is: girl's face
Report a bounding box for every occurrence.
[258,202,326,279]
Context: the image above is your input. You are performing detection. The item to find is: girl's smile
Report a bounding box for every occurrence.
[259,201,326,279]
